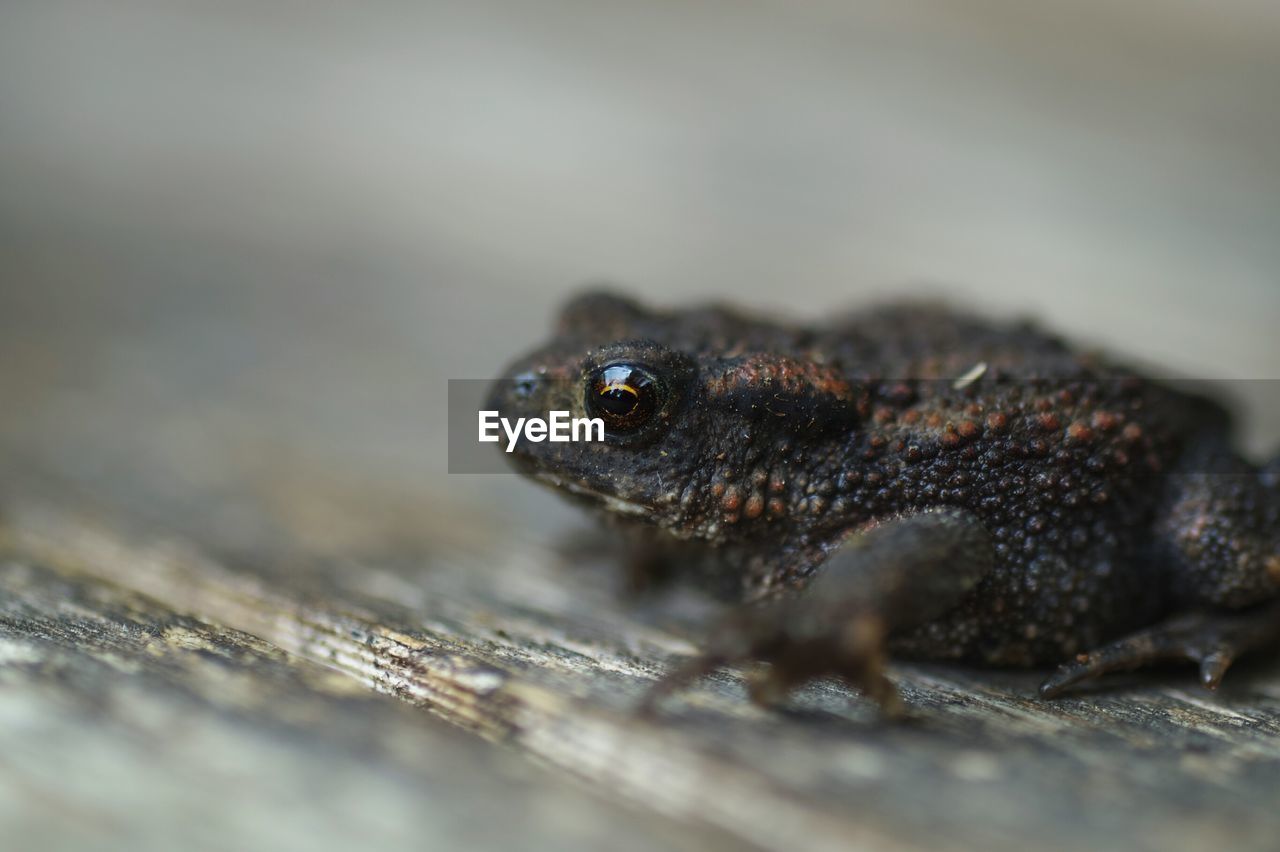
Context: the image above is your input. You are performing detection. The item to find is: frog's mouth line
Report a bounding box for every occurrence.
[531,470,654,519]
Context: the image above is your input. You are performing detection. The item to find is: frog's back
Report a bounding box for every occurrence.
[817,303,1231,445]
[818,304,1109,380]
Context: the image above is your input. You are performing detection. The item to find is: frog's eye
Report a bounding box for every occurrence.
[585,363,662,433]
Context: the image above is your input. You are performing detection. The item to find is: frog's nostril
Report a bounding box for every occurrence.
[512,371,540,400]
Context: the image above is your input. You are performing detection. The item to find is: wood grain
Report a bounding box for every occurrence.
[4,489,1278,852]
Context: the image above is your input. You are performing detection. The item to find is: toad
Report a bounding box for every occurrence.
[488,292,1280,712]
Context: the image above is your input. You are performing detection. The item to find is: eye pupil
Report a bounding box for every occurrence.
[587,363,662,433]
[597,382,639,416]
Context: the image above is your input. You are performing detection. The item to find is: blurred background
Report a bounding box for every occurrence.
[1,0,1278,538]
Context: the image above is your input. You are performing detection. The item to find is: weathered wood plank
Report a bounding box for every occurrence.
[0,516,741,852]
[5,494,1278,852]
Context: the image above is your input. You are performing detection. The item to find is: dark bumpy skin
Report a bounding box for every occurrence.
[488,292,1280,711]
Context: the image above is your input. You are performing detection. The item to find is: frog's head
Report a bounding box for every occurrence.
[486,291,865,542]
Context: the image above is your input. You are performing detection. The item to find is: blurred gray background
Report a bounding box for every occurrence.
[1,0,1278,536]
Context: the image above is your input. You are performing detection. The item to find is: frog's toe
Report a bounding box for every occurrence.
[745,650,903,717]
[638,652,731,716]
[1039,603,1280,698]
[639,605,775,714]
[741,616,901,712]
[641,607,904,715]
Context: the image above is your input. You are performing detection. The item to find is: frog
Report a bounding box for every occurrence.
[487,290,1280,713]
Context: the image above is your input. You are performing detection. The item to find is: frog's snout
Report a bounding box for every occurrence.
[486,369,546,424]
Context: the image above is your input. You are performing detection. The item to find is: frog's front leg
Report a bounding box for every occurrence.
[643,508,994,715]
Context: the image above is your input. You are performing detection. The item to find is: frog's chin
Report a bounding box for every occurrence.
[530,470,655,519]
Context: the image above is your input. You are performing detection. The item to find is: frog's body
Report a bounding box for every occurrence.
[489,292,1280,709]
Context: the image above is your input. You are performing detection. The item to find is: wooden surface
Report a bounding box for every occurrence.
[4,472,1280,852]
[0,512,734,852]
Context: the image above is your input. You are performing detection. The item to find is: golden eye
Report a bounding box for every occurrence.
[586,363,660,432]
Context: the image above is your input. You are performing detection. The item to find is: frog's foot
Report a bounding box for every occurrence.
[1039,601,1280,698]
[640,508,993,716]
[640,605,903,715]
[745,618,903,716]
